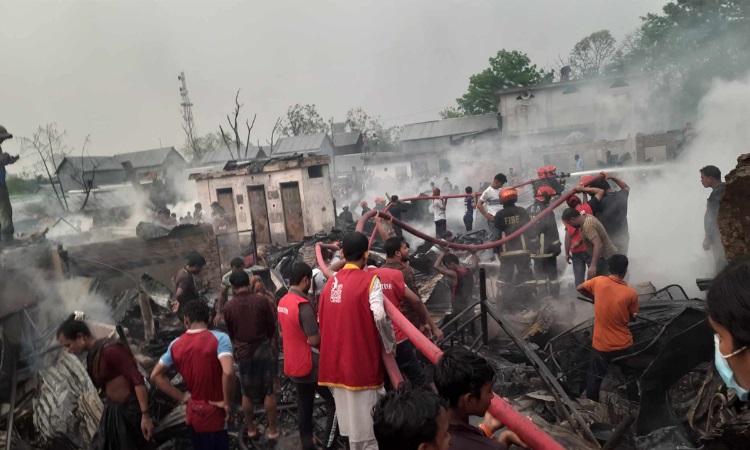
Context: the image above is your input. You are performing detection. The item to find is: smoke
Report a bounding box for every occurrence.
[626,73,750,296]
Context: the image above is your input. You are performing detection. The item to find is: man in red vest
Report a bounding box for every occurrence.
[318,232,396,450]
[277,262,337,450]
[369,265,431,387]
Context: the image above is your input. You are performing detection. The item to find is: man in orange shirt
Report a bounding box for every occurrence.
[577,254,638,402]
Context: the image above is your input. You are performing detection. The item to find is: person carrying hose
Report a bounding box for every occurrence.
[526,186,562,297]
[494,188,535,298]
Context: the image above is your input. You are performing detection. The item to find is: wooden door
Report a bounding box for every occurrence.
[247,186,271,244]
[216,188,236,230]
[280,182,305,242]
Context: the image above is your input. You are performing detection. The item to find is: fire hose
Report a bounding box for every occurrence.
[314,244,566,450]
[318,175,600,449]
[370,173,576,246]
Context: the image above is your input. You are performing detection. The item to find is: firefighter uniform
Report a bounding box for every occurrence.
[494,203,534,292]
[527,199,562,297]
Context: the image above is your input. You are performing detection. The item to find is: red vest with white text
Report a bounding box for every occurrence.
[370,268,407,343]
[318,266,383,390]
[277,292,313,378]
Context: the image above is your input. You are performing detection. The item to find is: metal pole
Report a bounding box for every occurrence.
[479,268,489,345]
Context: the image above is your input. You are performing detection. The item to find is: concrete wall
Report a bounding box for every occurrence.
[195,164,335,244]
[498,79,644,141]
[402,136,451,154]
[65,225,221,295]
[532,139,633,173]
[367,161,412,179]
[635,131,681,163]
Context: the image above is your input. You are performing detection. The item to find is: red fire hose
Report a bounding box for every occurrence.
[313,248,565,450]
[317,177,598,450]
[365,174,545,244]
[356,174,601,251]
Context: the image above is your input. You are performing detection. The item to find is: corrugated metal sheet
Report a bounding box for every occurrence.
[114,147,180,168]
[58,147,183,173]
[272,132,328,155]
[200,145,270,164]
[59,156,123,172]
[400,113,499,141]
[332,131,361,147]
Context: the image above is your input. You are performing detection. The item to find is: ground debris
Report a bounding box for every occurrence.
[32,352,101,449]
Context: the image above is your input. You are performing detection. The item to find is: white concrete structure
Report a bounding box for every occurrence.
[190,155,335,244]
[495,76,650,143]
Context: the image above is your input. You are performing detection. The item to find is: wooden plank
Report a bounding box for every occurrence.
[280,182,304,242]
[247,186,271,244]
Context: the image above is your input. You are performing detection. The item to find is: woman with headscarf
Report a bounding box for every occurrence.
[431,187,447,237]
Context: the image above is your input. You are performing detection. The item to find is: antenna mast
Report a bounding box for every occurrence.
[178,71,197,157]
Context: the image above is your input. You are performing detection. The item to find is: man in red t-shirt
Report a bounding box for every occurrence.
[278,262,337,450]
[318,232,395,449]
[151,301,235,450]
[370,265,431,387]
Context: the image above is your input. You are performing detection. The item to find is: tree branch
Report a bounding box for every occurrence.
[244,113,256,159]
[218,125,235,160]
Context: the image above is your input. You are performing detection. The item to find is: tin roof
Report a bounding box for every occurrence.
[332,131,361,147]
[272,133,329,155]
[400,113,499,141]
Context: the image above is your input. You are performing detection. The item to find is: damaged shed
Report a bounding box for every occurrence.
[190,154,336,245]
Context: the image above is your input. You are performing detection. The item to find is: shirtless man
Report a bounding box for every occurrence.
[57,317,154,449]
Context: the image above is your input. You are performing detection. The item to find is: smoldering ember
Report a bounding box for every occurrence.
[2,2,750,450]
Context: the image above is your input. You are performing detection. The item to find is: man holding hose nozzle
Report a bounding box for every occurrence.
[478,173,507,243]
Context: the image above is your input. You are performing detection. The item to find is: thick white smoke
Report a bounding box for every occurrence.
[627,73,750,296]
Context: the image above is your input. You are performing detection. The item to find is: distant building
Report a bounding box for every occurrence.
[331,131,363,156]
[495,75,649,144]
[190,154,334,245]
[199,145,270,167]
[272,133,335,158]
[400,113,501,154]
[56,147,186,192]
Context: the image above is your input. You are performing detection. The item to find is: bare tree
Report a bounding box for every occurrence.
[219,89,257,161]
[19,124,69,211]
[266,117,282,154]
[570,30,620,76]
[64,136,98,212]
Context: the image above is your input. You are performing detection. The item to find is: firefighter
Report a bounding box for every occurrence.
[494,188,535,297]
[527,186,562,297]
[532,165,565,195]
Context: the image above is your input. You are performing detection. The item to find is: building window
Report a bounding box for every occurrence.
[307,165,324,178]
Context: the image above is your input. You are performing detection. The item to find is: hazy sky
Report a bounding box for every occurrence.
[1,0,667,168]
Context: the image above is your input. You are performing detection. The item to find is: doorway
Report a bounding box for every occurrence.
[247,185,271,244]
[280,182,305,242]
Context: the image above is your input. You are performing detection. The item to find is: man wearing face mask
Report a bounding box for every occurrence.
[707,256,750,402]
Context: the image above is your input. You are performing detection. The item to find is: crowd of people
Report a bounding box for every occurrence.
[53,161,738,450]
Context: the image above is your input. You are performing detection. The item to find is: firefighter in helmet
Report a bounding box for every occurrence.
[494,188,535,297]
[527,185,562,297]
